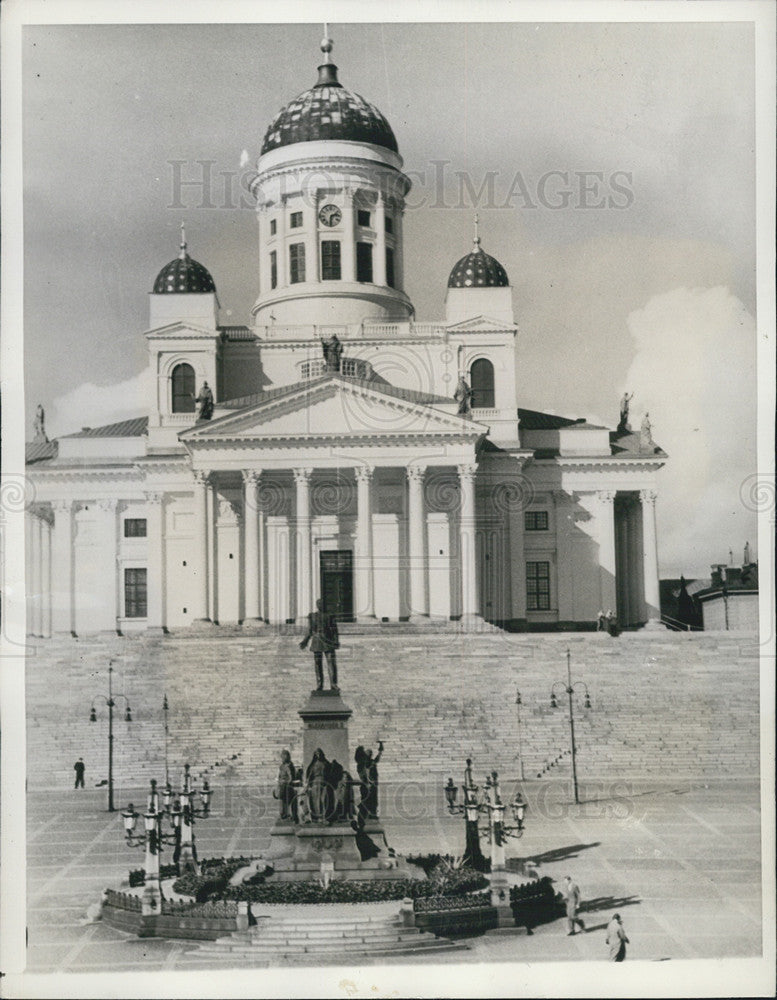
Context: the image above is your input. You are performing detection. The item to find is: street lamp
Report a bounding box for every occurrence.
[444,761,528,875]
[162,693,170,786]
[89,660,132,812]
[121,779,183,914]
[549,648,592,805]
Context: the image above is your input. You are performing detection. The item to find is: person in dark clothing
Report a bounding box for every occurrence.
[74,758,85,789]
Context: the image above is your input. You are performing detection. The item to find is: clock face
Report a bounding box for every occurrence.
[318,204,342,228]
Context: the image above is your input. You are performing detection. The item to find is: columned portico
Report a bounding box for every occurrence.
[640,489,661,624]
[294,468,313,621]
[458,463,479,623]
[354,465,376,621]
[406,465,427,621]
[192,471,211,623]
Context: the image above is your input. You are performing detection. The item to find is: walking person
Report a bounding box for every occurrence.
[73,758,85,789]
[562,875,585,935]
[606,912,629,961]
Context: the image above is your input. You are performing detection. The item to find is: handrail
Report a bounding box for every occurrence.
[660,614,702,632]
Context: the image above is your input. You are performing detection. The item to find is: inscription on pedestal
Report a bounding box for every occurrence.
[308,720,345,730]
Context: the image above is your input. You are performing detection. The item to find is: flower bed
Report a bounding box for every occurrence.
[171,857,252,903]
[414,892,491,913]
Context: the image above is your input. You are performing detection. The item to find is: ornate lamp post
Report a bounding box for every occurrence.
[121,766,212,911]
[120,780,175,915]
[162,693,170,786]
[89,660,132,812]
[549,648,592,805]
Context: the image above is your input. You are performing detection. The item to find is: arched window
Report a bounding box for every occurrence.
[470,358,495,409]
[171,363,195,413]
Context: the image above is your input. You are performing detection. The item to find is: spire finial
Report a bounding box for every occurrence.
[320,23,333,64]
[473,212,481,250]
[179,221,188,260]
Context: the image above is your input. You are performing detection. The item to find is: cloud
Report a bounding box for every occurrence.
[623,286,757,577]
[47,366,152,439]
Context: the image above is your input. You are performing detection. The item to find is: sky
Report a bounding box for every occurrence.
[20,18,760,577]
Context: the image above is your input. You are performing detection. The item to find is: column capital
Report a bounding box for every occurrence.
[406,465,427,483]
[96,498,118,512]
[193,469,211,486]
[51,498,71,513]
[293,467,313,486]
[598,490,616,504]
[457,463,478,481]
[144,491,165,505]
[354,465,375,484]
[639,488,658,506]
[241,469,262,487]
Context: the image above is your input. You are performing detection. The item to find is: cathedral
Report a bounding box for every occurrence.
[25,36,666,638]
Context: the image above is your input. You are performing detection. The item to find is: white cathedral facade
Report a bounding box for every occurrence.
[26,39,666,638]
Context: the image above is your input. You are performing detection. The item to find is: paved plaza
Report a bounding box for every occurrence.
[18,775,766,981]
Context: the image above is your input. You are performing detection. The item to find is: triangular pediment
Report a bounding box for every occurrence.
[180,378,488,443]
[446,314,517,333]
[144,320,220,340]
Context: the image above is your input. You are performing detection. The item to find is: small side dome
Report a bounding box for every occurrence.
[153,227,216,294]
[448,234,509,289]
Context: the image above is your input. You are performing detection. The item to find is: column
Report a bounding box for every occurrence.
[98,499,118,633]
[242,470,265,626]
[145,492,165,634]
[508,485,527,624]
[294,468,313,621]
[192,471,211,623]
[31,513,43,636]
[355,465,376,621]
[395,205,405,291]
[406,465,427,621]
[41,513,52,638]
[597,490,617,616]
[640,489,662,625]
[51,500,73,635]
[341,188,356,282]
[276,197,287,287]
[458,464,480,623]
[308,189,320,284]
[374,192,387,286]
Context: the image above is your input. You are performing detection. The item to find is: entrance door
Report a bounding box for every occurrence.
[319,550,354,622]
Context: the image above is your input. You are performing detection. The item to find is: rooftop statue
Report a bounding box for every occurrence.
[321,333,343,373]
[617,391,633,434]
[454,376,473,415]
[195,382,214,421]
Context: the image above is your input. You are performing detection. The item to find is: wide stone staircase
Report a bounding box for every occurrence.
[186,909,466,964]
[25,628,761,789]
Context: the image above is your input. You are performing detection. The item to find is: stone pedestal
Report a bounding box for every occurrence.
[298,688,352,772]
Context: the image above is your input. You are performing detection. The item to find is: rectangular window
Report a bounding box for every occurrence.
[385,214,393,234]
[124,568,147,618]
[524,510,549,532]
[357,209,371,228]
[526,561,551,611]
[289,243,306,284]
[289,211,303,229]
[269,219,277,236]
[385,247,395,288]
[321,240,341,280]
[356,242,373,283]
[270,250,277,289]
[124,518,147,538]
